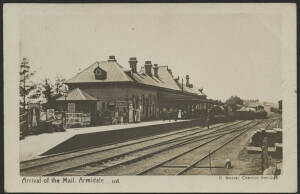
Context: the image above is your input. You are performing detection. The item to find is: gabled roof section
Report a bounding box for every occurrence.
[182,85,205,96]
[66,60,133,84]
[131,66,181,91]
[173,76,206,96]
[65,57,206,97]
[157,66,182,91]
[56,88,98,101]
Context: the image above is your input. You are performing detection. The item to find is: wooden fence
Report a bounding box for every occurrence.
[65,113,91,129]
[19,112,28,139]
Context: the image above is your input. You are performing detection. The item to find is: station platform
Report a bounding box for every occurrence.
[20,119,205,161]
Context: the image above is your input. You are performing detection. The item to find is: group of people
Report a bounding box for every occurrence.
[162,108,186,121]
[161,107,214,129]
[97,105,215,127]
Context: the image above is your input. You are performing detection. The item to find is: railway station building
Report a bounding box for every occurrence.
[56,56,211,126]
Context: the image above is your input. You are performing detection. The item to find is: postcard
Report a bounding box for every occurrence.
[3,3,297,193]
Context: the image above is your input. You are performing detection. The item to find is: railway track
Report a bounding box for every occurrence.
[46,121,258,176]
[21,120,250,176]
[21,121,239,170]
[93,119,277,176]
[70,124,255,176]
[94,120,264,176]
[21,118,278,176]
[139,119,276,175]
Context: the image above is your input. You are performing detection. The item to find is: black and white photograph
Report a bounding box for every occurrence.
[4,3,297,193]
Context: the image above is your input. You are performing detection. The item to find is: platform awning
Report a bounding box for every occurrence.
[56,88,98,101]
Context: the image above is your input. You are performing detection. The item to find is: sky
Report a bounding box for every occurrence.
[19,4,282,103]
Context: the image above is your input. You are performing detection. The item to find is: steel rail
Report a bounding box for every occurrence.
[137,121,262,175]
[176,119,275,175]
[44,121,255,176]
[86,126,254,176]
[70,122,257,176]
[21,121,244,172]
[21,121,241,168]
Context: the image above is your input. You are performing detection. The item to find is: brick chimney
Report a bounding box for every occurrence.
[144,61,152,76]
[108,55,117,62]
[153,64,159,78]
[129,57,138,73]
[186,75,190,86]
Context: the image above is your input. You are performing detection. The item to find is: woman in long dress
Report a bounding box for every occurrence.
[177,109,182,120]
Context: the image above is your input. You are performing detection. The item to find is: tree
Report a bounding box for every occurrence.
[53,75,67,98]
[27,83,44,103]
[39,75,68,110]
[225,96,244,106]
[225,96,244,111]
[19,57,36,112]
[41,78,55,109]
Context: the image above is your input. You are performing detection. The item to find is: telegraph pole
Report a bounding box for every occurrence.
[21,57,29,112]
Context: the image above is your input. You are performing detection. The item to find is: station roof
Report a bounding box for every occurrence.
[66,61,133,84]
[181,84,204,96]
[65,57,206,98]
[56,88,98,101]
[131,66,182,91]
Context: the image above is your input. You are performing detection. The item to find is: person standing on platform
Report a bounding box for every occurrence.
[128,104,134,123]
[163,109,167,121]
[133,109,137,123]
[168,108,172,122]
[206,109,211,129]
[173,109,177,121]
[115,109,119,123]
[177,109,182,121]
[124,108,128,124]
[119,110,124,124]
[191,108,195,118]
[136,107,141,123]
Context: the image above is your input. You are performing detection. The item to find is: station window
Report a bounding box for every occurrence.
[136,96,139,108]
[68,103,75,113]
